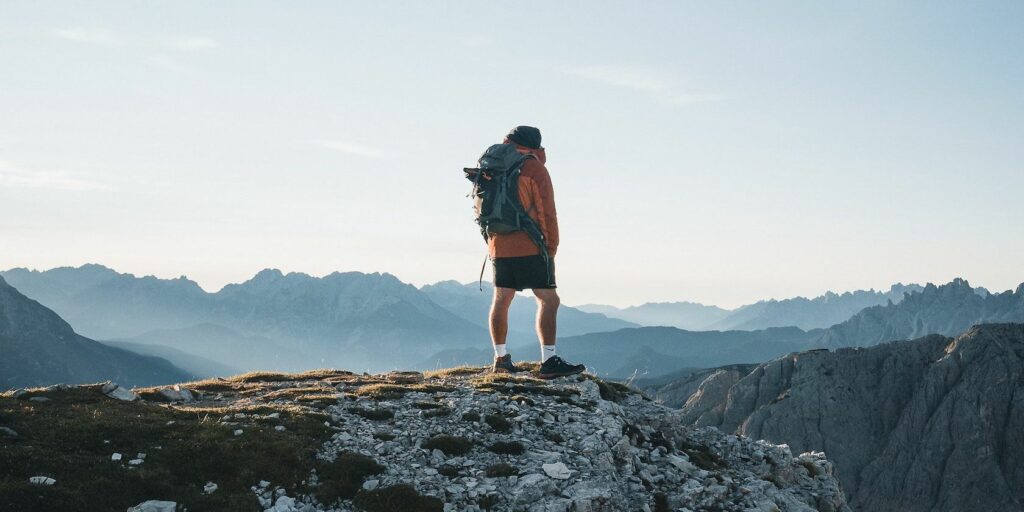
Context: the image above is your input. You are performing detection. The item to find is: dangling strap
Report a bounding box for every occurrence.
[478,252,489,291]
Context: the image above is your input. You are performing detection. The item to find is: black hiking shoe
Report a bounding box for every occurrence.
[492,354,525,374]
[537,356,586,380]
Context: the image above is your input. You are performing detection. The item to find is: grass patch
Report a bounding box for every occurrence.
[423,407,451,418]
[0,387,331,512]
[484,463,519,478]
[423,366,486,379]
[354,484,442,512]
[352,383,454,400]
[411,401,445,410]
[678,440,727,471]
[508,395,535,406]
[487,441,524,455]
[314,451,384,505]
[477,494,501,510]
[421,435,473,456]
[484,414,512,433]
[349,407,394,422]
[544,431,565,444]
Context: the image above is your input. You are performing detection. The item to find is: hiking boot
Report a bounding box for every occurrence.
[537,356,586,380]
[492,354,525,374]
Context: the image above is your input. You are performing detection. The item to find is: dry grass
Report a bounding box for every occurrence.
[350,383,454,400]
[422,366,487,379]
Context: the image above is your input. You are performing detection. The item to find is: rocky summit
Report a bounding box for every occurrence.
[0,366,848,512]
[668,323,1024,512]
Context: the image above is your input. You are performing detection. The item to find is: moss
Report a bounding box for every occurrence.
[422,435,473,456]
[484,463,519,478]
[477,493,501,509]
[484,414,512,433]
[487,441,524,455]
[314,451,384,504]
[461,412,481,422]
[349,407,394,422]
[678,440,727,471]
[353,484,443,512]
[544,431,565,444]
[0,387,331,512]
[653,492,671,512]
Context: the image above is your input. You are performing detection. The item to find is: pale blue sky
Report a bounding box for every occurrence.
[1,1,1022,308]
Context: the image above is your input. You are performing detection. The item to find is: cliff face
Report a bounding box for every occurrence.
[1,367,850,512]
[676,324,1024,512]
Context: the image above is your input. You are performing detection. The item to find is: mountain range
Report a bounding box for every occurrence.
[657,323,1024,512]
[0,265,629,375]
[578,279,1022,379]
[0,275,191,389]
[581,284,928,331]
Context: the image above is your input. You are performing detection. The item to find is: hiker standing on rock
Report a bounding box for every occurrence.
[465,126,586,379]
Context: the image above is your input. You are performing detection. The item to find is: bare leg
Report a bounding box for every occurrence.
[489,287,516,347]
[533,288,560,348]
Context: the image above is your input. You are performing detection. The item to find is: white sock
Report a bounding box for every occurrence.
[542,345,556,362]
[494,344,507,358]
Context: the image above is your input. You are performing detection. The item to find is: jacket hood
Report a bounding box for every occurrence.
[504,139,546,165]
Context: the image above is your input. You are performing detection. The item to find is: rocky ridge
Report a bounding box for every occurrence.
[1,367,850,512]
[670,323,1024,512]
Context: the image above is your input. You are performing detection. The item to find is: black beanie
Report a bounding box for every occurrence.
[506,126,542,149]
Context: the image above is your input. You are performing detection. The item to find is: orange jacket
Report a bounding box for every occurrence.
[488,142,559,258]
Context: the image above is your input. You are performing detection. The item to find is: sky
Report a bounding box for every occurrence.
[1,1,1022,309]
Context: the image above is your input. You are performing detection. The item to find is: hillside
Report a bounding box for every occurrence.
[0,367,849,512]
[0,276,192,389]
[666,323,1024,512]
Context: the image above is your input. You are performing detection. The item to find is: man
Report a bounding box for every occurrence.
[488,125,586,379]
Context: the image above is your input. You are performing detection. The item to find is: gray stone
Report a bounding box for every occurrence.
[542,462,571,480]
[126,500,176,512]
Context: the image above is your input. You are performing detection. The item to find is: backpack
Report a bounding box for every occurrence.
[464,143,550,287]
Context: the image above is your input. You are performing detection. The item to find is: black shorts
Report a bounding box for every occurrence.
[493,255,556,291]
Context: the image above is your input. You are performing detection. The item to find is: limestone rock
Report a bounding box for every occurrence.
[674,323,1024,512]
[127,501,177,512]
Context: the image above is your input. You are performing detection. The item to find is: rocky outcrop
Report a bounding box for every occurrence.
[1,367,851,511]
[0,276,193,389]
[675,324,1024,511]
